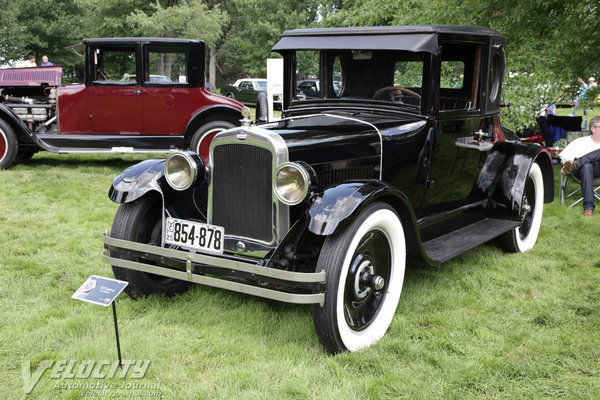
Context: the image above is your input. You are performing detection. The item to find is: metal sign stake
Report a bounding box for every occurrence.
[112,302,123,368]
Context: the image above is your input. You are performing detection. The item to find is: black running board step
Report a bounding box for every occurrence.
[422,218,519,263]
[35,134,185,153]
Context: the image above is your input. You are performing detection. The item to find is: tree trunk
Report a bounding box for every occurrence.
[209,44,217,91]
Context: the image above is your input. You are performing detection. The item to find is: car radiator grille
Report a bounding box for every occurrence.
[211,144,274,243]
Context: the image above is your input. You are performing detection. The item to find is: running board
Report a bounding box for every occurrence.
[34,134,185,153]
[422,218,519,263]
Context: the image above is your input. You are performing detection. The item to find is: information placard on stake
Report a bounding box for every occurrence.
[73,275,129,367]
[72,275,128,306]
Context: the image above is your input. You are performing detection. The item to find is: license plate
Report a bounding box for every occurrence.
[165,217,224,254]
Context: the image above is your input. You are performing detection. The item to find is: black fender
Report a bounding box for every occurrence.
[307,180,434,265]
[0,104,39,148]
[308,181,414,235]
[108,158,168,204]
[474,142,554,220]
[108,157,208,222]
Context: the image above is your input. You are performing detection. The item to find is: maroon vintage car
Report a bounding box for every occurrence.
[0,38,244,169]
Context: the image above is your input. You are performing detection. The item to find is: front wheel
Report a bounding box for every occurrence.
[189,120,236,165]
[0,119,18,169]
[500,162,544,253]
[110,194,191,298]
[312,202,406,352]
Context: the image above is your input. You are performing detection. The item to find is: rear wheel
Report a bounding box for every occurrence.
[500,162,544,253]
[190,120,236,165]
[0,119,18,169]
[312,202,406,352]
[110,194,191,298]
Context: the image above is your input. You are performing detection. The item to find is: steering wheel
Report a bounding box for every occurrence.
[373,86,421,103]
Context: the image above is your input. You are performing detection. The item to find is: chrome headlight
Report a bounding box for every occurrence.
[164,151,204,191]
[274,162,310,205]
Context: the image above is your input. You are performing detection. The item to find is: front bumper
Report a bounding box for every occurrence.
[102,231,325,305]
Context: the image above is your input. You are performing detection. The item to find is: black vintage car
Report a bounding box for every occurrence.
[102,26,554,353]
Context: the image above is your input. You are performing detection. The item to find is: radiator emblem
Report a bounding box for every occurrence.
[236,131,247,140]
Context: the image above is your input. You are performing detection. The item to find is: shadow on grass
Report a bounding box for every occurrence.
[16,153,160,171]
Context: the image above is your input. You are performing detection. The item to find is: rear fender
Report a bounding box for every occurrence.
[475,142,554,219]
[184,105,243,143]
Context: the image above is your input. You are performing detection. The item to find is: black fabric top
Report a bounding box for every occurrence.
[272,25,503,54]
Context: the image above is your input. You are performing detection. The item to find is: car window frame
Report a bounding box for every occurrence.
[437,41,484,116]
[143,45,190,87]
[90,44,140,87]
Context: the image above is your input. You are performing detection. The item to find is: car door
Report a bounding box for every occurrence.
[141,46,193,135]
[87,44,143,134]
[417,42,489,221]
[237,80,256,104]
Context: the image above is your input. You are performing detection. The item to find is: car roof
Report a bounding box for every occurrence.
[82,37,203,46]
[272,25,504,54]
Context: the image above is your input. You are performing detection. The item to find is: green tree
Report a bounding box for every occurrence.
[126,0,229,89]
[216,0,343,86]
[0,0,87,80]
[79,0,155,38]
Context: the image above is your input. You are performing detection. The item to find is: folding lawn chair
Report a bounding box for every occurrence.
[559,130,600,207]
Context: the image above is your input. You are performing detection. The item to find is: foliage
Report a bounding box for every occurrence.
[126,0,229,45]
[78,0,155,38]
[580,85,600,111]
[0,0,87,79]
[216,0,343,84]
[1,153,600,398]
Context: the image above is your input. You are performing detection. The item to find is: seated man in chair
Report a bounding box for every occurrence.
[561,116,600,216]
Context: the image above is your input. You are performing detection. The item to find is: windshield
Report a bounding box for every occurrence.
[293,50,424,109]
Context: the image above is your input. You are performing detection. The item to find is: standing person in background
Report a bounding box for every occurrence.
[572,77,590,116]
[41,55,53,66]
[24,55,36,67]
[589,77,597,111]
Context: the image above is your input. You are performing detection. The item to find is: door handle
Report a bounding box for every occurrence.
[134,90,142,95]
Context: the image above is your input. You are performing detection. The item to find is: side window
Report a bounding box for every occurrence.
[240,81,253,90]
[93,47,136,84]
[439,44,482,111]
[441,61,464,89]
[294,50,320,100]
[147,48,187,84]
[489,52,502,103]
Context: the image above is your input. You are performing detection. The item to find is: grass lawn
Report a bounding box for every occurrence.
[1,152,599,399]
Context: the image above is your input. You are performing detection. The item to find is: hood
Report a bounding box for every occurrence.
[262,113,423,165]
